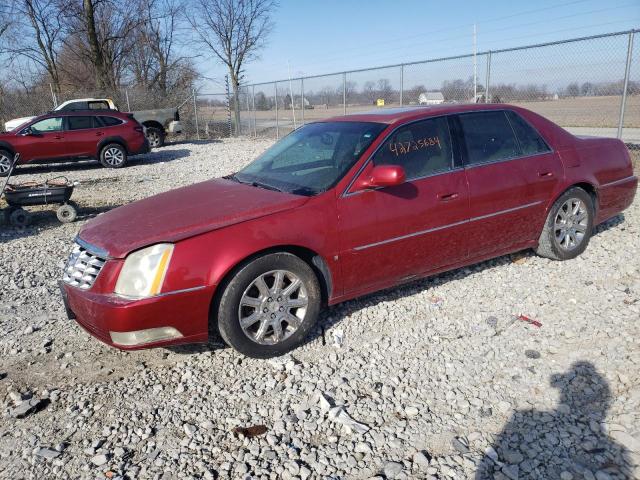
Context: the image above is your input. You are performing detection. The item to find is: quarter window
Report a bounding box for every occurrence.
[458,111,519,165]
[29,117,63,133]
[372,116,453,180]
[100,116,123,126]
[67,116,94,130]
[506,110,551,155]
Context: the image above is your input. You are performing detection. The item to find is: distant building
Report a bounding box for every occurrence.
[418,92,445,105]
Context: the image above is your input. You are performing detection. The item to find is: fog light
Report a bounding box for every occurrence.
[110,327,183,346]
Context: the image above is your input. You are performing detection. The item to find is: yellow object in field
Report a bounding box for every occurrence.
[376,98,385,107]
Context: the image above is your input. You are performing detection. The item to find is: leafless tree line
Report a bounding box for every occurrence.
[0,0,277,134]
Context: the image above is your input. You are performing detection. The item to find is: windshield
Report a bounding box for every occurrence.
[234,121,386,195]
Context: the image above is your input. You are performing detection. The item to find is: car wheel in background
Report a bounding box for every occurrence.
[56,202,78,223]
[145,127,165,148]
[100,143,127,169]
[216,252,322,358]
[0,149,14,177]
[536,187,594,261]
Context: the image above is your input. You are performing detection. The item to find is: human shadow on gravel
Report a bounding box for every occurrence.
[475,361,632,480]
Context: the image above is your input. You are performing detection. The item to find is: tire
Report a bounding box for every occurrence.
[56,202,78,223]
[99,143,127,168]
[145,127,165,148]
[216,252,322,359]
[535,187,594,261]
[9,208,31,227]
[0,149,14,177]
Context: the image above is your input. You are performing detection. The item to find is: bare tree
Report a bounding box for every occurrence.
[4,0,67,95]
[187,0,276,134]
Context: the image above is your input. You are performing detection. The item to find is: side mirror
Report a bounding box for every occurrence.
[355,164,406,190]
[19,127,33,136]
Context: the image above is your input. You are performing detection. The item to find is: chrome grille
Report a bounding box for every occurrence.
[62,242,107,290]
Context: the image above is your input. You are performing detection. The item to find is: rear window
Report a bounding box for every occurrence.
[506,110,551,156]
[100,116,123,126]
[67,116,94,130]
[458,111,520,165]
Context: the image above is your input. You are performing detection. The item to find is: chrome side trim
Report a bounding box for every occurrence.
[600,175,637,188]
[352,200,542,252]
[75,237,111,260]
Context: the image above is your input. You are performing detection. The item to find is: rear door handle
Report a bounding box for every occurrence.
[438,192,459,201]
[538,171,553,177]
[54,135,62,140]
[96,131,104,136]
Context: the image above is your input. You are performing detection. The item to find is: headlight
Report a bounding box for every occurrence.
[114,244,173,299]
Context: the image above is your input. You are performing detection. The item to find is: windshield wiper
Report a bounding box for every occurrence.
[250,181,283,192]
[290,186,320,196]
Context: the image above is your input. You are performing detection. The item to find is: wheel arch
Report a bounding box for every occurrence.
[98,136,128,155]
[0,141,15,156]
[142,120,165,133]
[553,181,599,216]
[207,244,333,332]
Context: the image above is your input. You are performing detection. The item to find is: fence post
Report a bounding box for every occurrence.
[193,88,200,140]
[226,75,232,138]
[252,85,257,138]
[125,89,131,111]
[485,51,492,103]
[400,64,404,106]
[274,82,279,139]
[343,72,347,115]
[245,88,252,136]
[617,31,634,139]
[301,78,305,126]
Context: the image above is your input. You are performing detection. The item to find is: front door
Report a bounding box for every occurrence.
[337,115,470,296]
[15,117,67,162]
[456,109,563,257]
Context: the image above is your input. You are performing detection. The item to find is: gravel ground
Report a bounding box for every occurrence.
[0,139,639,480]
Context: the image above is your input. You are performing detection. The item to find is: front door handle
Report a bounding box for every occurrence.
[438,192,459,202]
[538,171,554,177]
[54,135,62,140]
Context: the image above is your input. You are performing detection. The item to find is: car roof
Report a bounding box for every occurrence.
[37,109,128,119]
[321,103,522,124]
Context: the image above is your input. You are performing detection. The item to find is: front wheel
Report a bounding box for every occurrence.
[216,253,321,358]
[56,202,78,223]
[536,187,594,261]
[99,143,127,169]
[0,149,14,177]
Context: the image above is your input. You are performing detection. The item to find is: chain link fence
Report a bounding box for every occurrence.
[227,28,639,144]
[1,29,638,144]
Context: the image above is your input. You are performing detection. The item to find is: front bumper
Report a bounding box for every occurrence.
[61,282,213,350]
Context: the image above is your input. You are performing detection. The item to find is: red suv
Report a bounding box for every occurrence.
[0,110,150,176]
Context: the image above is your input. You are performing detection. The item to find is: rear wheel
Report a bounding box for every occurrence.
[0,149,13,177]
[216,253,322,358]
[8,207,31,227]
[56,202,78,223]
[100,143,127,168]
[536,187,594,261]
[145,127,165,148]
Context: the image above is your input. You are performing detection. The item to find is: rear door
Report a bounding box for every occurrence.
[458,110,562,257]
[15,117,67,161]
[337,116,470,295]
[64,115,101,158]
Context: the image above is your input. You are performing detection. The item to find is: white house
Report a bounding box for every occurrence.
[418,92,445,105]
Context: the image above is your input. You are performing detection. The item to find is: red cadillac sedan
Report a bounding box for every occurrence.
[60,104,637,358]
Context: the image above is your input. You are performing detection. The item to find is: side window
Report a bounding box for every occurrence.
[458,111,519,165]
[29,117,63,133]
[67,116,93,130]
[506,110,551,155]
[372,116,452,180]
[88,101,110,110]
[100,116,123,127]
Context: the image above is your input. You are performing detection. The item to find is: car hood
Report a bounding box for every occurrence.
[78,178,309,258]
[4,116,35,131]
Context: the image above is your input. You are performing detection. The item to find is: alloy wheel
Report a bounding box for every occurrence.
[103,147,124,166]
[554,198,589,251]
[238,269,308,345]
[0,153,11,174]
[147,131,161,148]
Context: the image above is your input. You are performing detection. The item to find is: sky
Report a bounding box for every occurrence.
[195,0,640,93]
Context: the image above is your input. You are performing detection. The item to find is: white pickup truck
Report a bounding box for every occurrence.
[4,98,182,148]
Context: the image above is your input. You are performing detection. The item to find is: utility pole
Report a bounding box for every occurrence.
[473,23,477,103]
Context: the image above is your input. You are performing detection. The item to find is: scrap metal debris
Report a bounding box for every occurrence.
[327,406,370,435]
[517,314,542,328]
